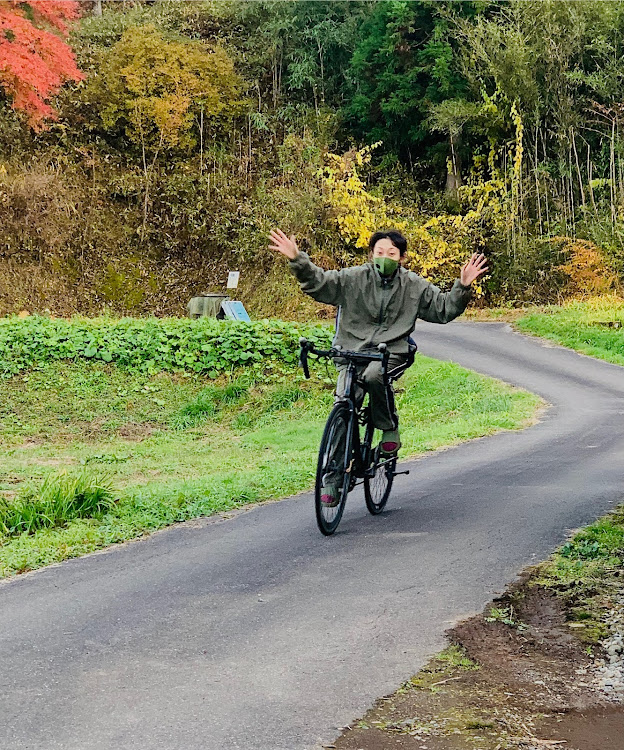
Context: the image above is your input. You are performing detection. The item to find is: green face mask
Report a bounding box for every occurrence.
[374,256,399,276]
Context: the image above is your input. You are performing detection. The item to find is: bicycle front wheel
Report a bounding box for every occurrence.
[364,448,396,515]
[315,403,354,535]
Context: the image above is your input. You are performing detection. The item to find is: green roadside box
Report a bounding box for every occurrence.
[187,294,229,319]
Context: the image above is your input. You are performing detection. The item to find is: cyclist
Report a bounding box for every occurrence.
[268,227,488,506]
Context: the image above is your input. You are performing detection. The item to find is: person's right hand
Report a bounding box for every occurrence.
[268,228,299,260]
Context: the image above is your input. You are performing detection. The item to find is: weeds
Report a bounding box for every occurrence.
[530,509,624,644]
[0,470,115,537]
[537,514,624,589]
[170,377,251,429]
[436,644,480,671]
[485,605,528,631]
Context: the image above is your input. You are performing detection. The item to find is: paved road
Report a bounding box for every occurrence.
[2,322,624,750]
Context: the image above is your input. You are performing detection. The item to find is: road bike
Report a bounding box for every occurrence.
[299,338,409,535]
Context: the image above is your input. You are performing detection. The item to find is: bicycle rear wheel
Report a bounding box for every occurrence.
[315,403,354,535]
[364,446,396,515]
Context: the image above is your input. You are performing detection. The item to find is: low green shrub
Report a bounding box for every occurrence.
[0,470,116,537]
[0,316,332,377]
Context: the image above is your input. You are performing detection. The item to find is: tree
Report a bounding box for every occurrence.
[426,98,482,194]
[455,1,624,237]
[343,0,484,178]
[85,24,243,151]
[81,23,244,242]
[225,1,368,115]
[0,0,83,128]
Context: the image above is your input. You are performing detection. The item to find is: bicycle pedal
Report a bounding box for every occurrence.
[393,469,410,476]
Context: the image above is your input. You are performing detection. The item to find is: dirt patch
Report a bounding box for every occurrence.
[116,422,159,440]
[333,577,624,750]
[28,457,78,467]
[18,437,45,448]
[68,419,160,441]
[0,475,23,485]
[536,707,624,749]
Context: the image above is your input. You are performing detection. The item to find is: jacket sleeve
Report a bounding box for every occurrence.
[288,251,348,306]
[417,278,472,324]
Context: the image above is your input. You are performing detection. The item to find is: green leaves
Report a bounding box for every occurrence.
[0,315,332,378]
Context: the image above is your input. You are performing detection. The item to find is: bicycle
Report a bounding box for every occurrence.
[299,338,409,535]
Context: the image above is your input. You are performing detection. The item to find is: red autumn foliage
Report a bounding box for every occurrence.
[0,0,84,129]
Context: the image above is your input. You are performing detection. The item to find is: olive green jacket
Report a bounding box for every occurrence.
[289,252,472,354]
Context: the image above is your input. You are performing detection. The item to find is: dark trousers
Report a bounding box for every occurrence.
[335,353,411,431]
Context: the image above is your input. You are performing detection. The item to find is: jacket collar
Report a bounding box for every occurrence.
[370,261,401,286]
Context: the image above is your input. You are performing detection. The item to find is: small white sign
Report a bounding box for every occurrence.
[227,271,240,289]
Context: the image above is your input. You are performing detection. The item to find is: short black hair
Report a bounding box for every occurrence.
[368,230,408,257]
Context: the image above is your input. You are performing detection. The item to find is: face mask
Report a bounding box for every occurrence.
[374,256,399,276]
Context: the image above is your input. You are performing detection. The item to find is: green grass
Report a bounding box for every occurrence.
[0,356,540,577]
[537,508,624,588]
[533,505,624,644]
[0,470,115,536]
[516,296,624,364]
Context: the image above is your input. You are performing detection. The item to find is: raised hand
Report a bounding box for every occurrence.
[268,228,299,260]
[460,253,488,286]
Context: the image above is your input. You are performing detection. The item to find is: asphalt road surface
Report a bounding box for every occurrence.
[2,322,624,750]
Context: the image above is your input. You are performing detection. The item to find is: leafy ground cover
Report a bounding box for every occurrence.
[516,296,624,365]
[0,315,332,377]
[0,353,539,577]
[334,506,624,750]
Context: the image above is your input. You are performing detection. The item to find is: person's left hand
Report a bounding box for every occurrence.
[460,253,488,286]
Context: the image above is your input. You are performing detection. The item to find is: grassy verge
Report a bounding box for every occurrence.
[0,356,540,578]
[463,305,543,322]
[516,295,624,364]
[532,506,624,646]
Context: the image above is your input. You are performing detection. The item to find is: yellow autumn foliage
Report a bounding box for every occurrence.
[87,25,244,150]
[320,144,487,293]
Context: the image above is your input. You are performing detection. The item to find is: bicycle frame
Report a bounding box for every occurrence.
[300,339,392,485]
[301,337,410,533]
[336,358,371,484]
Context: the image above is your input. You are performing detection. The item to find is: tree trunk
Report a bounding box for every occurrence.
[93,0,102,17]
[445,132,463,196]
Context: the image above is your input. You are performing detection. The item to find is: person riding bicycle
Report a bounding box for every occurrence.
[268,228,488,505]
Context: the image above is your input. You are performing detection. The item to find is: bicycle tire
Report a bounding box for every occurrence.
[315,403,354,535]
[364,448,396,515]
